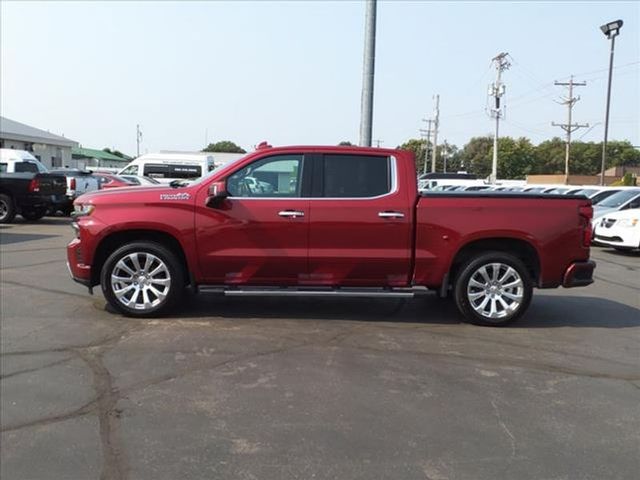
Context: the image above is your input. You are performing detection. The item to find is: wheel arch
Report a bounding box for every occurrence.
[91,229,192,287]
[448,237,541,287]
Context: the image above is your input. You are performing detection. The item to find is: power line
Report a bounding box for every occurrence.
[551,75,588,180]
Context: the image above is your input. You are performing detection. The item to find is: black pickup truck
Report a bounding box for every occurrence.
[0,172,67,223]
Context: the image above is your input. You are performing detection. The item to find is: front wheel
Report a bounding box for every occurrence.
[100,242,185,317]
[453,252,533,326]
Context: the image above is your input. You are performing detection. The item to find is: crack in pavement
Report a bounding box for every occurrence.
[0,279,89,299]
[0,356,75,380]
[593,275,640,291]
[343,341,640,383]
[75,347,128,480]
[0,259,67,270]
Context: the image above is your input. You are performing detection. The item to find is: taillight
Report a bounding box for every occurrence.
[28,178,40,192]
[70,177,76,190]
[579,204,593,247]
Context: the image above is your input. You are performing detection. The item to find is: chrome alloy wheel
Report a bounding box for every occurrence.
[0,199,8,219]
[466,262,524,320]
[110,252,171,311]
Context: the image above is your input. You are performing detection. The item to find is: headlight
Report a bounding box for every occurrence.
[73,204,95,217]
[617,218,638,228]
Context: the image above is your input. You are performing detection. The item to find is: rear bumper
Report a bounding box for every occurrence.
[562,260,596,288]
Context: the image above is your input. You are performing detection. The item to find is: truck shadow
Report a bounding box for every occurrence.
[0,232,61,245]
[164,293,640,329]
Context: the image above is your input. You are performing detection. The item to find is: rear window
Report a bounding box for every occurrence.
[15,162,39,173]
[322,154,390,198]
[142,163,202,179]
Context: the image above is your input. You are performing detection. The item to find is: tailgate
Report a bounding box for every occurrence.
[34,174,67,195]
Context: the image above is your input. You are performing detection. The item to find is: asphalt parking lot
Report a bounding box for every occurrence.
[1,217,639,480]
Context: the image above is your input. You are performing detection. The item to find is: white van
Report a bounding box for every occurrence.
[118,151,245,184]
[0,148,49,173]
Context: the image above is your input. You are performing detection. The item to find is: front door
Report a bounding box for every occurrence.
[195,154,309,285]
[307,153,413,287]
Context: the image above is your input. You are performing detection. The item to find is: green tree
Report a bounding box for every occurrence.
[397,138,430,174]
[103,147,126,158]
[203,141,246,153]
[533,137,565,174]
[496,137,536,179]
[458,136,493,178]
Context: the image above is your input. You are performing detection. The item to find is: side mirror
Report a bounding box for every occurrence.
[206,181,229,208]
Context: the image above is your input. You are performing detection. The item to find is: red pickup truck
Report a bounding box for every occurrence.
[67,144,595,326]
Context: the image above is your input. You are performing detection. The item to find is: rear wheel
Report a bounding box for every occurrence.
[453,252,532,326]
[21,208,47,221]
[0,194,16,224]
[100,242,185,317]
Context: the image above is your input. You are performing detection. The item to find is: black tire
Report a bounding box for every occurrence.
[453,251,533,327]
[21,208,47,221]
[100,241,185,317]
[0,194,17,224]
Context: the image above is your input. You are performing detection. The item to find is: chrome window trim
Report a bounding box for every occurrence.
[226,155,398,201]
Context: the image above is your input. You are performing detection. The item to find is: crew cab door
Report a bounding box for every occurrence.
[195,154,309,285]
[307,153,413,287]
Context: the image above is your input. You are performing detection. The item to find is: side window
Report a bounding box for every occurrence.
[121,165,138,175]
[322,154,391,198]
[0,163,7,173]
[15,161,39,173]
[227,155,302,198]
[626,196,640,209]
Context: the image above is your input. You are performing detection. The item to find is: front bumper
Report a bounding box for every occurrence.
[67,238,93,292]
[562,260,596,288]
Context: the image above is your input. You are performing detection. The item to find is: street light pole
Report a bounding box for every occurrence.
[359,0,377,147]
[599,19,623,186]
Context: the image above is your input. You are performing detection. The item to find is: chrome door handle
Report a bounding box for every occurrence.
[278,210,305,218]
[378,211,405,219]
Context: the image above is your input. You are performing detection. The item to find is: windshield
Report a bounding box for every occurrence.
[597,190,640,208]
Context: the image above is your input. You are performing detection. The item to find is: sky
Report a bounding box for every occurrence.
[1,1,638,156]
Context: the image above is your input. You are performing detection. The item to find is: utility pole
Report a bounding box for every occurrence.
[431,95,440,173]
[359,0,377,147]
[442,140,448,173]
[374,139,383,148]
[419,118,434,175]
[136,124,142,157]
[488,52,510,184]
[551,75,588,183]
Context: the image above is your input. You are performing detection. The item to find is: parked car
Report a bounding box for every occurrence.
[593,188,640,222]
[93,173,135,189]
[119,175,161,186]
[68,144,595,326]
[1,149,68,222]
[593,208,640,251]
[50,168,101,214]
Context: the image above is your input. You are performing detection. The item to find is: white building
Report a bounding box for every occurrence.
[0,116,79,169]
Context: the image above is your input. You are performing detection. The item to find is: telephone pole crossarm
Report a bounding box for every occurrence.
[552,76,588,181]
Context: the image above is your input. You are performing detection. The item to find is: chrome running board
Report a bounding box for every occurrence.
[198,286,429,298]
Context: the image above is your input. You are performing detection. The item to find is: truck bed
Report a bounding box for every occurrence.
[414,192,592,289]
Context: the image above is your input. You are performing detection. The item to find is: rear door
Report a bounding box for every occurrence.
[195,153,310,285]
[306,153,413,287]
